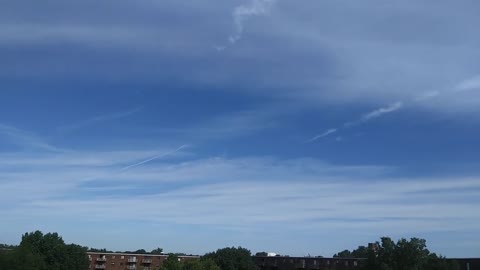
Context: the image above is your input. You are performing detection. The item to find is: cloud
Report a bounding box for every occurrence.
[455,75,480,92]
[1,150,479,255]
[227,0,276,44]
[2,153,479,234]
[120,145,190,172]
[310,102,403,142]
[307,129,337,142]
[358,102,403,123]
[414,91,440,102]
[0,123,62,152]
[56,106,143,134]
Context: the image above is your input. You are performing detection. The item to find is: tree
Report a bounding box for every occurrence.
[151,247,164,254]
[183,259,221,270]
[333,250,351,258]
[203,247,255,270]
[361,237,457,270]
[17,231,88,270]
[200,258,221,270]
[162,254,183,270]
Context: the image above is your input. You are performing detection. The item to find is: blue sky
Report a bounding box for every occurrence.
[1,0,480,258]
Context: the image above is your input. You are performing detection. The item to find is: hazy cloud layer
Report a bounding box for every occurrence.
[1,1,480,111]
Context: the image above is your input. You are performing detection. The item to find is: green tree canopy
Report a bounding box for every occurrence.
[203,247,255,270]
[162,254,183,270]
[0,231,88,270]
[336,237,459,270]
[151,247,164,254]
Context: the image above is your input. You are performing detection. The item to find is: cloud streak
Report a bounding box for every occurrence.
[56,106,143,134]
[306,129,337,143]
[229,0,276,44]
[455,75,480,92]
[0,123,62,152]
[215,0,276,50]
[120,145,190,172]
[309,102,403,142]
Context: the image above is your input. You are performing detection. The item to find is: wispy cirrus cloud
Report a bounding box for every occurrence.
[309,102,403,142]
[229,0,276,44]
[56,106,143,134]
[0,123,62,152]
[120,145,190,172]
[455,75,480,92]
[2,153,479,244]
[306,128,337,143]
[353,102,403,126]
[215,0,276,50]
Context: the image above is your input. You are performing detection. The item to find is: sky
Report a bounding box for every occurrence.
[1,0,480,258]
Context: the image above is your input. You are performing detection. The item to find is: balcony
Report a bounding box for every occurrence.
[127,258,137,263]
[126,266,136,270]
[142,268,152,270]
[96,258,107,262]
[95,265,106,269]
[142,259,152,263]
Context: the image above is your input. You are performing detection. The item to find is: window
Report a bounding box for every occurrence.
[121,256,124,259]
[354,261,358,267]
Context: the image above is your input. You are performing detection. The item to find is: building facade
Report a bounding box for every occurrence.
[88,252,199,270]
[452,258,480,270]
[254,256,364,270]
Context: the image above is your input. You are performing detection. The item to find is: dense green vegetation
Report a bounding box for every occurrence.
[1,232,464,270]
[336,237,459,270]
[161,254,221,270]
[0,231,88,270]
[203,247,256,270]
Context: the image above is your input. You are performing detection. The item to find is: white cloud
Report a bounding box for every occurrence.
[359,102,403,122]
[0,123,62,152]
[455,75,480,92]
[307,128,337,142]
[56,106,143,134]
[1,149,479,255]
[1,151,478,230]
[310,102,403,142]
[228,0,276,44]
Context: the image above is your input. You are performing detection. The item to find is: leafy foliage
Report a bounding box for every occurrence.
[151,247,164,254]
[336,237,459,270]
[0,231,88,270]
[203,247,256,270]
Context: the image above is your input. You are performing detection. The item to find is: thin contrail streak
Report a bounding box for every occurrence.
[120,145,189,172]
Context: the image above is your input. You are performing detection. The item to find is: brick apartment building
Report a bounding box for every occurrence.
[87,252,480,270]
[254,256,364,270]
[88,252,199,270]
[254,256,480,270]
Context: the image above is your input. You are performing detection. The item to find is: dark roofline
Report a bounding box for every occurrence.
[253,256,366,260]
[86,251,199,258]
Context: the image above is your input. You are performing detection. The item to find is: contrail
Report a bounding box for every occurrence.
[120,145,189,172]
[358,102,403,123]
[307,129,337,143]
[309,102,403,143]
[57,106,144,134]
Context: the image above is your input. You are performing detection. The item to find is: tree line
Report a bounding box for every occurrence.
[0,231,463,270]
[333,237,459,270]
